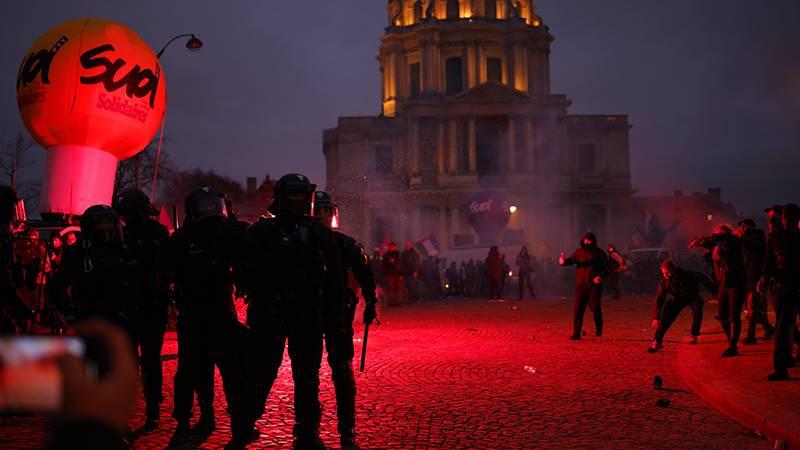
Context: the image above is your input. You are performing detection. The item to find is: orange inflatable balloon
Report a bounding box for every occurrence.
[16,18,166,218]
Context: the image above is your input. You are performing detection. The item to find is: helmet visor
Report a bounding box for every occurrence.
[188,195,228,222]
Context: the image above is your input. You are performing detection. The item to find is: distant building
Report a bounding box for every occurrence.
[324,0,633,256]
[630,188,740,251]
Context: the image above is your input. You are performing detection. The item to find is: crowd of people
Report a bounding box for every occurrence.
[1,176,378,449]
[555,207,800,382]
[2,179,799,449]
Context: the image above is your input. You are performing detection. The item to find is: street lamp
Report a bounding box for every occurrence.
[134,34,203,190]
[156,33,203,59]
[509,205,518,214]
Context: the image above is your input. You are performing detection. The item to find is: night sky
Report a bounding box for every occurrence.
[1,1,798,214]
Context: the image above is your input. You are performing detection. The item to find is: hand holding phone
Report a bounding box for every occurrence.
[58,320,137,432]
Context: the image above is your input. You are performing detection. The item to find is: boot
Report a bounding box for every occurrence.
[721,346,739,357]
[169,421,190,448]
[192,411,216,436]
[647,341,663,353]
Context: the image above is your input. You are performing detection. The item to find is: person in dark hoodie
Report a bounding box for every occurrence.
[735,218,775,344]
[648,259,716,353]
[759,204,800,381]
[690,224,747,357]
[559,232,609,340]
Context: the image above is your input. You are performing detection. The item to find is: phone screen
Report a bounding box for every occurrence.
[0,337,85,412]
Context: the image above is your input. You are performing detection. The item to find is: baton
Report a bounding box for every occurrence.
[359,323,370,372]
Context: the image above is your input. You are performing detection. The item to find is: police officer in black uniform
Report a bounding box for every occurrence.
[0,186,31,334]
[62,205,138,328]
[234,174,345,449]
[168,187,248,445]
[112,189,170,428]
[314,191,377,449]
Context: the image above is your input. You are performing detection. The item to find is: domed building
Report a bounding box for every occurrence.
[323,0,633,256]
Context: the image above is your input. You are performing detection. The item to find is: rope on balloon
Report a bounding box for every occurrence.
[150,111,167,201]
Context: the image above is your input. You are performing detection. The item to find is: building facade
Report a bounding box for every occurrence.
[324,0,634,256]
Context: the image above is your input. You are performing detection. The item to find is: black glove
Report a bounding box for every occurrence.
[363,301,377,326]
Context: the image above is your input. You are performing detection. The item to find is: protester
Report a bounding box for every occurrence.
[516,246,536,300]
[401,241,421,303]
[382,242,403,307]
[607,244,626,299]
[560,233,608,340]
[648,260,716,353]
[485,246,505,300]
[735,218,775,344]
[759,204,800,381]
[690,224,746,357]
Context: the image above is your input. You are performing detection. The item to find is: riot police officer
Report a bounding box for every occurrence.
[168,187,248,445]
[314,191,377,449]
[0,186,31,334]
[234,174,345,449]
[112,189,170,428]
[62,205,138,328]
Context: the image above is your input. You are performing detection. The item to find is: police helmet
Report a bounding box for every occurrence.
[113,189,160,221]
[185,187,228,223]
[313,191,340,228]
[80,205,124,244]
[271,174,316,217]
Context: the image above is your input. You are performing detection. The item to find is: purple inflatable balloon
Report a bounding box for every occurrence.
[467,190,511,244]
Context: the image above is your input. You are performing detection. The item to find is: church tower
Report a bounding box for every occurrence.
[380,0,548,117]
[324,1,633,256]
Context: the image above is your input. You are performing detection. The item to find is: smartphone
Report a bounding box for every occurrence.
[0,337,86,412]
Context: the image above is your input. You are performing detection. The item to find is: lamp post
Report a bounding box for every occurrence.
[156,33,203,59]
[134,34,203,189]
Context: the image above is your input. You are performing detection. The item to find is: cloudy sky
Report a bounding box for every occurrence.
[2,1,798,213]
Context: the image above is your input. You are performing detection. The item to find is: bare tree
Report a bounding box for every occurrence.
[0,131,40,210]
[114,137,179,202]
[0,131,36,189]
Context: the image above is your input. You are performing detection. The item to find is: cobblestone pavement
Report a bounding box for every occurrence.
[0,296,770,449]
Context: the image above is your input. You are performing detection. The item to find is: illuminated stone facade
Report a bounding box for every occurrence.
[324,0,633,255]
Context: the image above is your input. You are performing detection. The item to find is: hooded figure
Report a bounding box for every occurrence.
[560,232,609,339]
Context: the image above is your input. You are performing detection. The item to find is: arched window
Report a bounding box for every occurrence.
[445,57,464,94]
[485,0,497,19]
[447,0,460,19]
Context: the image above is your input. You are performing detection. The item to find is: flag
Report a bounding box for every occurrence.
[415,233,440,257]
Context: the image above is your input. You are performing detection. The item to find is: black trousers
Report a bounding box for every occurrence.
[488,277,503,299]
[324,323,356,437]
[240,321,323,438]
[573,283,603,336]
[717,286,745,348]
[771,284,799,372]
[518,272,535,300]
[608,272,623,298]
[654,299,703,343]
[129,308,167,415]
[745,289,773,340]
[173,317,245,421]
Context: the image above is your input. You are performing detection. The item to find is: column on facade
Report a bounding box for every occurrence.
[449,205,460,238]
[420,39,430,93]
[448,119,458,174]
[466,43,477,89]
[525,116,535,172]
[506,117,516,173]
[437,120,446,175]
[438,205,448,249]
[467,118,477,174]
[476,45,486,84]
[513,44,528,93]
[410,119,420,174]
